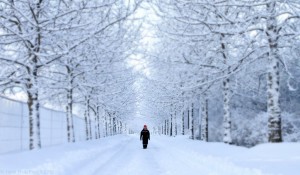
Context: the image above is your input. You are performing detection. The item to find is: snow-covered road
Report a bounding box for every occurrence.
[0,134,299,175]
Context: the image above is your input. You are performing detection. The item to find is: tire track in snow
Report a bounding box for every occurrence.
[89,135,162,175]
[67,136,133,175]
[29,136,132,175]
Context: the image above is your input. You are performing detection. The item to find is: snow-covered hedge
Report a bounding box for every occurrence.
[232,112,300,147]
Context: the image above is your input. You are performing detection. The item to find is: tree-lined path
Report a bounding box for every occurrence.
[1,135,299,175]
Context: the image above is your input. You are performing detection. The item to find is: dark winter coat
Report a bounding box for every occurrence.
[140,129,150,144]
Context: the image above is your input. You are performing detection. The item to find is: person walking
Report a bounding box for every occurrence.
[140,125,150,149]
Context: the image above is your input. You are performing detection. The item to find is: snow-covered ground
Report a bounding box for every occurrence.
[0,134,299,175]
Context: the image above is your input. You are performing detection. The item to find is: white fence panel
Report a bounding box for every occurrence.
[0,96,85,154]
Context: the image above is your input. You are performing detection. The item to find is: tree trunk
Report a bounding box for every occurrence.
[221,32,232,144]
[223,77,232,144]
[182,111,185,135]
[66,65,75,142]
[96,106,101,139]
[94,108,99,139]
[266,1,282,143]
[88,100,92,140]
[190,103,194,140]
[200,97,209,141]
[27,86,41,150]
[28,1,42,150]
[66,88,75,142]
[109,113,113,136]
[84,97,90,140]
[164,120,167,135]
[113,117,116,135]
[120,121,122,134]
[187,109,190,129]
[166,120,168,135]
[105,113,108,137]
[174,111,177,136]
[66,104,71,142]
[170,114,173,136]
